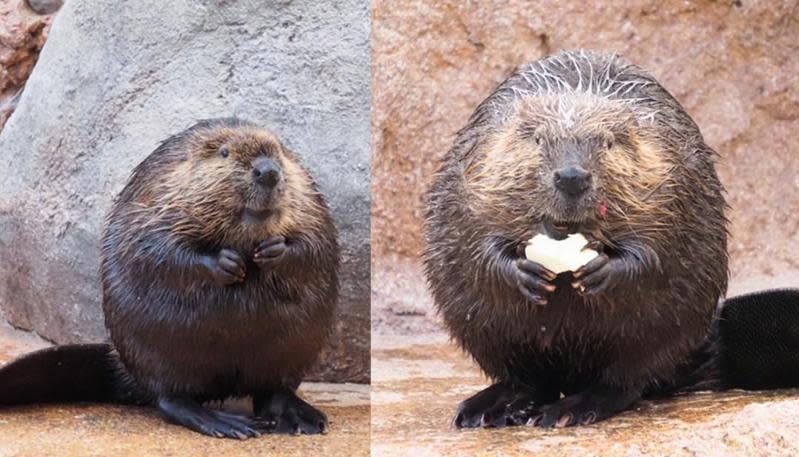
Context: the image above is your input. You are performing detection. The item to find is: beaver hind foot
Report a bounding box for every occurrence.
[254,388,328,435]
[158,397,272,439]
[453,382,559,429]
[523,385,641,428]
[453,382,640,429]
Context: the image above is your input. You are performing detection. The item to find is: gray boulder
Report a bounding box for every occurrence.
[0,0,370,382]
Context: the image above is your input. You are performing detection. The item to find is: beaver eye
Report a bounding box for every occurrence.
[532,126,546,146]
[218,147,229,158]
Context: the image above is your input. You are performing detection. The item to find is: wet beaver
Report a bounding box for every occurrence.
[0,118,339,438]
[423,50,799,428]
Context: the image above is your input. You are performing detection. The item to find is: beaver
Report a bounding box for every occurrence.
[0,118,339,438]
[423,50,799,428]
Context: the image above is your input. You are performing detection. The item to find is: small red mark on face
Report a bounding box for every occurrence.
[599,201,608,218]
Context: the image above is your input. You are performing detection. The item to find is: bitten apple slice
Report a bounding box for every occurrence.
[524,233,599,274]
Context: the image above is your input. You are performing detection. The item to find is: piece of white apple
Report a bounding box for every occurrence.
[524,233,599,274]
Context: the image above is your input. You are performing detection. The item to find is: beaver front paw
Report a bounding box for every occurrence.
[500,254,557,306]
[571,253,624,296]
[253,235,288,268]
[201,249,246,285]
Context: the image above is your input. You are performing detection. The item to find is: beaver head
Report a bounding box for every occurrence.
[463,93,675,245]
[139,120,324,244]
[189,127,287,225]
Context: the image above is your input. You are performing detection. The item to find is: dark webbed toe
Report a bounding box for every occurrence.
[158,397,265,439]
[527,385,641,428]
[454,382,557,429]
[254,389,328,435]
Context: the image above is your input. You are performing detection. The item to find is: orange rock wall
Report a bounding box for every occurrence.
[0,1,55,129]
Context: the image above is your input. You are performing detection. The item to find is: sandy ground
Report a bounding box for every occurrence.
[371,255,799,456]
[0,323,370,457]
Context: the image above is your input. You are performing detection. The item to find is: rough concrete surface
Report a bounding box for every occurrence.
[371,0,799,287]
[0,323,370,457]
[0,0,371,382]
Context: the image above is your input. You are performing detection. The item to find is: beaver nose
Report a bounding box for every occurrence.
[554,166,591,197]
[252,157,281,188]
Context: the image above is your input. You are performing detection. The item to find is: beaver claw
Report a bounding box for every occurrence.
[572,253,623,296]
[254,236,287,268]
[202,249,246,285]
[500,256,557,305]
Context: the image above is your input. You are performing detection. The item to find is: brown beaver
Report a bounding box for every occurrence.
[423,50,799,428]
[0,118,339,438]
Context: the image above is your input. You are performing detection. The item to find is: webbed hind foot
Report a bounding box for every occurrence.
[158,396,271,439]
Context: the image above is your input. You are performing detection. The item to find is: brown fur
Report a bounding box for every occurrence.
[424,50,729,427]
[103,117,338,394]
[99,118,339,435]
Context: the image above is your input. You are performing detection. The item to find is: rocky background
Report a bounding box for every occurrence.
[372,0,799,293]
[0,1,60,129]
[0,0,370,383]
